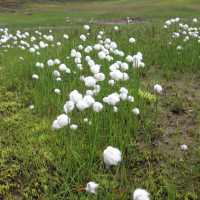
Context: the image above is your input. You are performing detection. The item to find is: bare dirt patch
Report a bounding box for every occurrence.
[74,17,150,24]
[93,17,150,24]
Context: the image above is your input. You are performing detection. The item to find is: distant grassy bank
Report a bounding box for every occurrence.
[0,0,200,28]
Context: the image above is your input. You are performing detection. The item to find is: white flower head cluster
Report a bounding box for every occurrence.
[88,59,95,67]
[165,20,171,26]
[181,145,188,151]
[47,35,53,41]
[113,106,118,112]
[103,93,120,105]
[54,89,60,94]
[98,51,106,59]
[154,84,162,93]
[84,76,96,87]
[57,42,61,46]
[52,114,70,130]
[31,36,36,42]
[128,96,134,102]
[133,52,145,68]
[30,105,34,110]
[71,49,76,57]
[119,87,128,94]
[126,55,133,62]
[84,25,90,30]
[132,108,140,115]
[54,59,60,65]
[90,64,100,74]
[93,102,103,112]
[121,62,129,71]
[133,188,150,200]
[120,93,127,100]
[53,70,60,77]
[85,182,99,194]
[109,70,123,81]
[29,48,35,53]
[129,37,136,43]
[110,42,117,49]
[93,85,100,95]
[84,118,88,123]
[177,46,182,50]
[59,64,67,71]
[78,45,83,50]
[108,79,115,86]
[94,44,101,50]
[82,95,95,106]
[103,146,122,165]
[47,59,54,66]
[193,18,197,22]
[32,74,39,79]
[80,34,86,41]
[114,26,118,30]
[63,101,74,114]
[70,124,78,130]
[76,95,95,111]
[175,32,180,38]
[84,46,92,53]
[119,87,128,101]
[104,38,111,43]
[63,34,69,39]
[94,73,105,82]
[69,90,83,104]
[109,63,119,71]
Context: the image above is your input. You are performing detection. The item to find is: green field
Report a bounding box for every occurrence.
[0,0,200,199]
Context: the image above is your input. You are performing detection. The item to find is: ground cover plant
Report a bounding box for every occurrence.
[0,0,200,199]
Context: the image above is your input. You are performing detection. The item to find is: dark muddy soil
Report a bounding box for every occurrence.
[147,73,200,164]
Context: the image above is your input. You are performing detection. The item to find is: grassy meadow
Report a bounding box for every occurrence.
[0,0,200,199]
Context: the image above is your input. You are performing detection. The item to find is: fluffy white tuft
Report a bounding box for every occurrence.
[103,146,122,165]
[132,108,140,115]
[52,120,62,130]
[76,100,89,110]
[59,64,67,71]
[85,182,99,194]
[109,70,123,81]
[133,188,150,200]
[82,95,95,106]
[154,84,162,93]
[56,114,70,128]
[70,124,78,130]
[94,73,105,81]
[63,101,74,114]
[84,76,96,87]
[93,102,103,112]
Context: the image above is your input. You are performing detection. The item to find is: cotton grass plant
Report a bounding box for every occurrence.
[0,15,200,199]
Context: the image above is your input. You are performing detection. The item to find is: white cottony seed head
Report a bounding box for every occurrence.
[85,182,99,194]
[132,108,139,115]
[103,146,122,166]
[154,84,162,93]
[133,188,150,200]
[181,145,188,151]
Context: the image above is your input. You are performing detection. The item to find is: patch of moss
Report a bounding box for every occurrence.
[138,89,156,102]
[0,148,23,195]
[0,101,22,115]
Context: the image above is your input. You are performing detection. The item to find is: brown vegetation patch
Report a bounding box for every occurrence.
[93,17,150,24]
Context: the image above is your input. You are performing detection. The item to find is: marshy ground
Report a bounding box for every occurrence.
[0,0,200,199]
